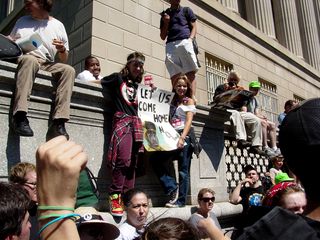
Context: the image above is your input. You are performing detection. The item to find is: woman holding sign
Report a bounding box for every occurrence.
[101,52,145,217]
[166,74,196,207]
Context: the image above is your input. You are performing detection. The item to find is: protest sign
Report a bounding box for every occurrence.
[138,84,180,151]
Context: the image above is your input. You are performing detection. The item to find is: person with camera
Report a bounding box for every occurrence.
[214,71,264,155]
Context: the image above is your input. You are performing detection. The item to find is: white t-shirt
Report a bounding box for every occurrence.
[189,211,221,239]
[171,104,196,130]
[10,15,69,62]
[116,222,142,240]
[77,70,102,82]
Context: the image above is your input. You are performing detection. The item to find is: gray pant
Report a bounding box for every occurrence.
[13,55,75,120]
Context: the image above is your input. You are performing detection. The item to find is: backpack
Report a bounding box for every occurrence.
[75,167,99,208]
[0,34,22,60]
[182,7,201,67]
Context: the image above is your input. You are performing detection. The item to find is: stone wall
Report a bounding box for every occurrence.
[0,60,237,210]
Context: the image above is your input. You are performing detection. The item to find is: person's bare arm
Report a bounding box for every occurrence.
[199,218,230,240]
[52,39,68,63]
[36,136,88,240]
[229,178,251,204]
[160,13,170,40]
[189,21,197,39]
[177,99,195,149]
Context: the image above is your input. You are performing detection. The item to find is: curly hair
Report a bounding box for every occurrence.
[120,51,145,83]
[9,162,36,185]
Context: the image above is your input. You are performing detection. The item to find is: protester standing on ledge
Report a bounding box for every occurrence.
[9,0,75,141]
[77,56,102,83]
[151,74,196,208]
[160,0,199,102]
[101,52,145,217]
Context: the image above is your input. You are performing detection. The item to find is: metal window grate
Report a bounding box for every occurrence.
[257,79,278,123]
[205,54,232,104]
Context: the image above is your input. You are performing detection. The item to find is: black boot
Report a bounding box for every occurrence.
[46,119,69,141]
[237,139,251,148]
[249,146,265,156]
[12,111,34,137]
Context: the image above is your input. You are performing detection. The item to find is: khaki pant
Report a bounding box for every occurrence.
[13,55,75,120]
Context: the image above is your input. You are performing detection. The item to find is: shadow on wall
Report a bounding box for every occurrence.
[196,107,227,172]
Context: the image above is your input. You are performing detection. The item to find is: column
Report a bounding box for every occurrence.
[313,0,320,44]
[296,0,320,70]
[245,0,276,38]
[272,0,303,58]
[218,0,239,13]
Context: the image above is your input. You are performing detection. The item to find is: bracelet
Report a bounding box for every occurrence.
[38,213,65,220]
[37,213,80,237]
[38,205,75,211]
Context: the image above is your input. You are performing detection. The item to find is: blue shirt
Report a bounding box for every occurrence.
[160,6,197,43]
[278,112,286,125]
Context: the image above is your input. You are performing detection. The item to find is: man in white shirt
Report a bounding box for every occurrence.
[10,0,75,141]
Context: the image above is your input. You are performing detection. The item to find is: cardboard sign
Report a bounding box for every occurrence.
[138,84,180,151]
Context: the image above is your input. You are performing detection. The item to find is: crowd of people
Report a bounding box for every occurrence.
[1,0,320,239]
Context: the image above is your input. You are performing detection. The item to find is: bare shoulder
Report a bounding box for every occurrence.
[186,97,195,106]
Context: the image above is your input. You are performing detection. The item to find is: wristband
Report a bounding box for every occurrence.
[37,213,80,237]
[38,205,75,211]
[38,213,65,220]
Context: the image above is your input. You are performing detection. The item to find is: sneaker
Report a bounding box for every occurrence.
[274,148,281,156]
[166,187,179,205]
[264,147,276,157]
[109,193,123,217]
[46,119,69,141]
[249,146,265,155]
[165,201,185,208]
[12,113,34,137]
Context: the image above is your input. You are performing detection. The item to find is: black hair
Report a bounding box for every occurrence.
[145,121,156,130]
[36,0,53,12]
[84,56,99,69]
[0,182,30,239]
[243,165,256,175]
[123,188,148,207]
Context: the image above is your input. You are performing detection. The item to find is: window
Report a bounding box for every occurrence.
[205,53,233,104]
[293,94,304,103]
[257,78,278,123]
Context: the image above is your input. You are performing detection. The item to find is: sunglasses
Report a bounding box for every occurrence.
[200,197,215,202]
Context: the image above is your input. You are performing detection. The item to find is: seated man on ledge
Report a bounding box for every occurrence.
[9,0,75,141]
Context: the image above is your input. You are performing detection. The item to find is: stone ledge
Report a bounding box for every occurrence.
[95,201,243,227]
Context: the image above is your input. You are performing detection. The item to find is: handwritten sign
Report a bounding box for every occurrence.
[138,84,180,151]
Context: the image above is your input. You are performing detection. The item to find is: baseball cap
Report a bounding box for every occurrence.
[75,207,120,240]
[275,172,294,184]
[249,81,261,88]
[243,165,256,175]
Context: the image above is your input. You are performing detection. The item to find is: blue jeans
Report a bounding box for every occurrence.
[151,137,193,205]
